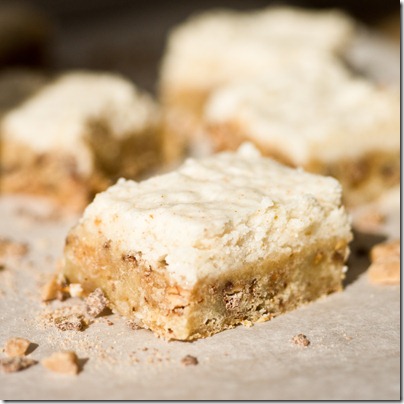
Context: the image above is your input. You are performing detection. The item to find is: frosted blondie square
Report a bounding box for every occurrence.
[1,71,161,210]
[159,6,355,157]
[203,62,400,206]
[62,144,352,340]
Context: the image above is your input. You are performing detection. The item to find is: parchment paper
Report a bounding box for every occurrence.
[0,188,400,400]
[0,20,400,401]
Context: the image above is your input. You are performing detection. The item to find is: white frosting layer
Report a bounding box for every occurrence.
[160,6,355,94]
[2,71,158,175]
[204,61,400,165]
[80,144,352,286]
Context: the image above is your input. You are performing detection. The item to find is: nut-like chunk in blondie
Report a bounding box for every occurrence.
[62,144,352,340]
[1,71,161,211]
[204,62,400,206]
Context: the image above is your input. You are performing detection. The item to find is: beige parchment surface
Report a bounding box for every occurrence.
[0,23,400,401]
[0,188,400,400]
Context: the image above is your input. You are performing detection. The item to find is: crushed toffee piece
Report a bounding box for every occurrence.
[292,333,311,347]
[54,314,85,331]
[0,357,37,373]
[368,240,400,285]
[126,319,143,330]
[4,337,31,357]
[42,351,80,375]
[41,273,68,302]
[181,355,199,366]
[85,288,109,317]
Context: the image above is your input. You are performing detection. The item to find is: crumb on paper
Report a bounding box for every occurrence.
[0,357,37,373]
[69,283,84,298]
[37,304,88,331]
[85,288,108,317]
[126,319,142,330]
[353,208,386,233]
[368,240,400,285]
[41,273,68,302]
[292,334,311,347]
[4,337,31,357]
[181,355,198,366]
[0,237,29,257]
[54,314,85,331]
[42,351,80,375]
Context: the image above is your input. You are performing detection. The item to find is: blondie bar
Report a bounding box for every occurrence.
[1,71,161,210]
[203,62,400,206]
[159,7,355,157]
[62,144,352,340]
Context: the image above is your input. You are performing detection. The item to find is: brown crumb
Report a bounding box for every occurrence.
[41,276,59,302]
[0,237,29,257]
[42,351,80,375]
[0,357,37,373]
[292,334,310,347]
[85,288,108,317]
[181,355,198,366]
[41,273,68,302]
[368,240,400,285]
[4,337,31,357]
[0,237,29,267]
[54,314,85,331]
[126,319,142,330]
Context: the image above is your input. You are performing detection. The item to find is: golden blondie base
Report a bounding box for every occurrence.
[62,222,349,340]
[206,123,400,207]
[1,125,162,211]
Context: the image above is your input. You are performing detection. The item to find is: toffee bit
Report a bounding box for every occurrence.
[291,333,310,347]
[85,288,108,317]
[126,319,142,330]
[54,314,85,331]
[42,351,80,375]
[368,240,400,285]
[0,237,29,258]
[41,273,68,302]
[181,355,198,366]
[4,337,31,357]
[0,357,37,373]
